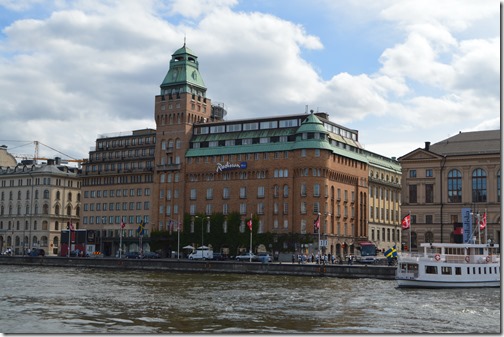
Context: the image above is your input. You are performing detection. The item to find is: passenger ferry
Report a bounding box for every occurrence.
[396,241,500,288]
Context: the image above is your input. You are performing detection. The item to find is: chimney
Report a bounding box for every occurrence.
[425,141,430,151]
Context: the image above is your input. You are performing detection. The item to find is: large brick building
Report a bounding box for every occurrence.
[78,44,401,257]
[150,44,398,258]
[81,129,156,256]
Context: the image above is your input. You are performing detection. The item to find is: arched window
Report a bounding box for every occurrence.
[55,204,60,215]
[425,231,434,243]
[472,168,487,202]
[42,204,49,215]
[447,169,462,203]
[67,205,72,216]
[283,185,289,198]
[43,190,50,199]
[68,192,72,201]
[56,191,60,200]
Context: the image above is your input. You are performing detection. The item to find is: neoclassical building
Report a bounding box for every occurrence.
[366,152,402,252]
[0,157,81,255]
[398,131,501,250]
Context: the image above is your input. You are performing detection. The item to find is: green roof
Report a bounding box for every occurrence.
[161,44,206,90]
[296,113,328,134]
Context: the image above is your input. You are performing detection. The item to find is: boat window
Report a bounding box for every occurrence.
[455,267,461,275]
[425,265,437,274]
[479,267,482,274]
[441,267,452,275]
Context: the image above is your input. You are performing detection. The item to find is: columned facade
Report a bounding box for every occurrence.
[398,131,501,251]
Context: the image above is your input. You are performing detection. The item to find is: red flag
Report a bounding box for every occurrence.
[247,219,253,231]
[121,221,125,229]
[313,214,320,233]
[69,222,75,230]
[479,213,487,230]
[401,214,411,229]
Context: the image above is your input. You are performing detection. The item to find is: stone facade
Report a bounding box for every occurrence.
[398,131,501,250]
[0,159,81,256]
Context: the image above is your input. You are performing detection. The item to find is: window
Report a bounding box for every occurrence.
[409,185,417,203]
[190,189,197,200]
[447,169,462,203]
[472,168,487,202]
[257,186,265,198]
[498,169,501,203]
[425,184,434,203]
[223,187,230,199]
[409,170,417,178]
[240,187,246,199]
[425,169,433,177]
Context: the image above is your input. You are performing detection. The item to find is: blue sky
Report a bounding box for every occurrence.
[0,0,500,161]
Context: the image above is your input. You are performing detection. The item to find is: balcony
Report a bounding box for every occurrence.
[156,164,181,172]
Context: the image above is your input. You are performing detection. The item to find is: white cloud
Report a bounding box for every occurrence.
[0,0,499,162]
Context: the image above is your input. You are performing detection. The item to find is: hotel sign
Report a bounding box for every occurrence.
[216,161,247,172]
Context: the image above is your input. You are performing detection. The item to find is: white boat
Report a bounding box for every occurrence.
[396,242,500,288]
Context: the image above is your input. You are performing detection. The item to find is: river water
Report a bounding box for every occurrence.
[0,265,500,334]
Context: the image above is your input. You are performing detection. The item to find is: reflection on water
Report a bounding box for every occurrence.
[0,265,500,333]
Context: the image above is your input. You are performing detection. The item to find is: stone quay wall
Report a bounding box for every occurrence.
[0,255,396,280]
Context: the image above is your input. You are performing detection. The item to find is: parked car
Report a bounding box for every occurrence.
[125,252,141,259]
[28,248,45,257]
[142,251,161,259]
[69,249,88,257]
[254,252,272,263]
[235,252,256,261]
[211,252,227,261]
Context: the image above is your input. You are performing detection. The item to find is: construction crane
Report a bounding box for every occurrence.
[2,140,86,165]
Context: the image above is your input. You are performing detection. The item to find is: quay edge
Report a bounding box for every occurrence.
[0,256,396,280]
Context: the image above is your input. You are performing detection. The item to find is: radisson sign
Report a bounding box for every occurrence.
[216,161,247,172]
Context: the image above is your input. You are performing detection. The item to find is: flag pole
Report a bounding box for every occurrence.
[119,218,123,259]
[477,212,481,244]
[177,215,180,261]
[249,214,253,262]
[318,212,321,258]
[484,209,488,244]
[408,211,411,255]
[68,220,71,258]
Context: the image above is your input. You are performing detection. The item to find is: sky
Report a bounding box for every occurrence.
[0,0,500,162]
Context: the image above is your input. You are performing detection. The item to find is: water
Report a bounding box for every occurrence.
[0,265,500,334]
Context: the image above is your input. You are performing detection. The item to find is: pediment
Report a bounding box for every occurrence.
[398,148,442,161]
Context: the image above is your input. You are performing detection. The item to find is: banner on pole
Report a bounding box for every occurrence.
[461,208,472,243]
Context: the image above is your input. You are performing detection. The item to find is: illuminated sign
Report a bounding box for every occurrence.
[216,161,247,172]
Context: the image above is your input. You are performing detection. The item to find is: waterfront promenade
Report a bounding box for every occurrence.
[0,255,396,280]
